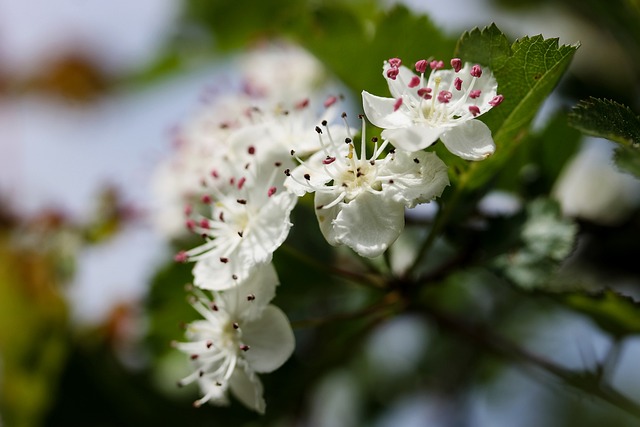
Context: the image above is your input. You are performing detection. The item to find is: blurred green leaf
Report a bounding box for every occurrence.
[562,290,640,338]
[614,145,640,177]
[569,97,640,145]
[492,198,577,289]
[569,97,640,178]
[300,4,455,98]
[0,235,69,427]
[145,254,196,357]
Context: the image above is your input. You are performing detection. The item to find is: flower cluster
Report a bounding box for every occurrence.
[157,49,502,413]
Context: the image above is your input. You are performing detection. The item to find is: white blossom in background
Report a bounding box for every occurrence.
[285,116,449,258]
[362,57,503,160]
[553,138,640,225]
[240,42,327,103]
[174,263,295,413]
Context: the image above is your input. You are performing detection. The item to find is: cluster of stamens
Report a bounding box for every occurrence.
[386,57,503,123]
[174,287,257,408]
[285,114,396,209]
[174,145,284,268]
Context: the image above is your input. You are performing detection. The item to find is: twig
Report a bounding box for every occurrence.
[418,302,640,419]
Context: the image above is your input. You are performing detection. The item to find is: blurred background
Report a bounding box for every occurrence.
[1,0,640,426]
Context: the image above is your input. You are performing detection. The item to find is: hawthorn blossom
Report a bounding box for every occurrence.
[284,115,449,258]
[174,263,295,413]
[362,57,504,160]
[176,137,297,290]
[240,41,327,103]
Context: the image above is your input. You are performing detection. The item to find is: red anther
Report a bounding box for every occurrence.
[184,204,193,216]
[174,251,188,263]
[247,294,256,301]
[199,219,210,229]
[470,64,483,78]
[451,58,462,73]
[240,344,250,351]
[469,105,481,117]
[185,219,196,230]
[324,95,338,108]
[247,146,256,155]
[417,87,432,99]
[489,94,504,106]
[386,67,399,80]
[415,59,427,73]
[469,90,482,99]
[229,177,235,185]
[211,169,219,178]
[295,98,309,109]
[408,76,420,88]
[454,77,463,91]
[322,156,336,165]
[237,177,246,189]
[388,57,402,67]
[430,60,444,70]
[437,90,452,103]
[201,194,212,204]
[267,186,277,197]
[393,97,403,111]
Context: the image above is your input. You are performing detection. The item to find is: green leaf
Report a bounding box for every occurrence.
[568,97,640,146]
[569,97,640,178]
[562,290,640,338]
[614,145,640,178]
[301,4,455,98]
[455,24,578,190]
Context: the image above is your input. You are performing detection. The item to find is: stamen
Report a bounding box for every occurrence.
[386,67,399,80]
[267,186,277,197]
[469,90,481,99]
[437,91,452,103]
[489,94,504,106]
[324,95,338,108]
[469,105,481,117]
[417,87,432,100]
[470,64,482,78]
[415,59,427,73]
[408,76,420,88]
[451,58,462,73]
[454,77,463,91]
[430,60,444,70]
[174,251,188,263]
[388,57,402,67]
[393,97,403,111]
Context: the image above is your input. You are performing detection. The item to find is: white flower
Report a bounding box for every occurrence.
[176,137,297,290]
[284,116,449,258]
[240,41,327,103]
[174,263,295,413]
[362,57,504,160]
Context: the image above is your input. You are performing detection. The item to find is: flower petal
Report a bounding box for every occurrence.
[229,366,266,414]
[215,262,279,320]
[381,126,444,152]
[362,91,413,129]
[333,191,404,257]
[380,150,450,207]
[314,190,344,247]
[244,191,297,262]
[242,305,295,373]
[440,119,495,161]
